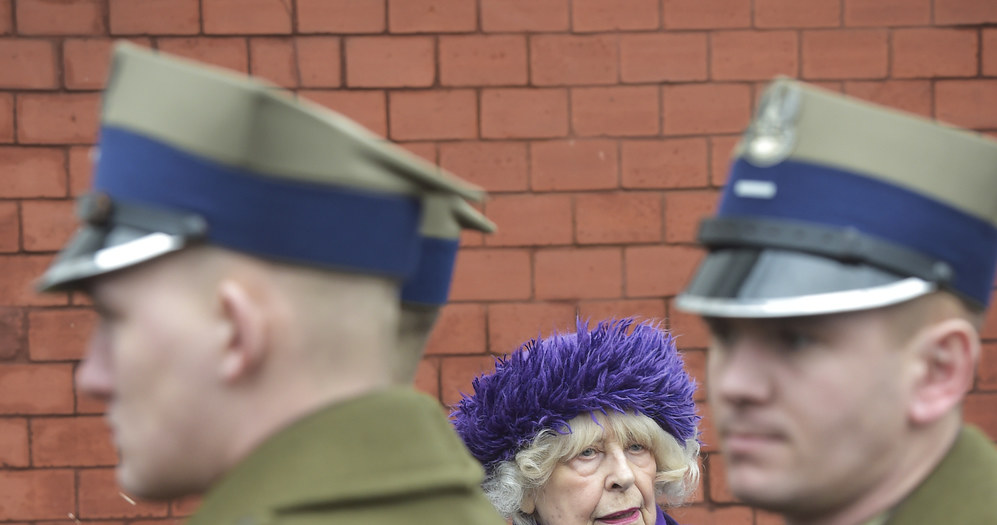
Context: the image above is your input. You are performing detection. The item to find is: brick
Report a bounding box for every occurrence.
[535,247,622,300]
[843,81,932,119]
[572,0,659,31]
[481,88,569,139]
[697,401,718,452]
[576,192,662,244]
[397,142,437,165]
[0,1,10,35]
[964,393,997,438]
[755,0,840,28]
[22,200,76,252]
[109,0,199,35]
[487,302,577,354]
[711,31,798,81]
[706,453,737,502]
[936,80,997,130]
[248,38,296,88]
[441,355,497,406]
[481,0,569,32]
[844,0,930,26]
[663,0,750,29]
[0,417,28,467]
[294,36,342,88]
[28,309,96,361]
[0,363,74,414]
[0,92,11,142]
[531,35,617,87]
[301,90,386,136]
[79,468,171,519]
[69,145,94,195]
[663,84,752,136]
[0,39,57,88]
[572,86,659,137]
[345,36,433,88]
[979,342,997,391]
[620,33,707,83]
[450,249,531,301]
[531,139,618,191]
[297,0,384,33]
[484,194,573,246]
[935,0,997,23]
[622,138,708,190]
[710,135,740,186]
[439,35,527,87]
[424,303,487,355]
[0,469,74,520]
[624,245,704,297]
[31,416,117,466]
[677,347,707,401]
[801,29,888,80]
[0,202,18,253]
[157,38,249,73]
[0,305,24,359]
[389,90,477,141]
[17,93,100,144]
[664,190,718,244]
[64,39,152,91]
[0,148,67,198]
[17,0,103,35]
[388,0,476,33]
[984,30,997,77]
[0,255,67,307]
[892,29,977,79]
[667,297,711,349]
[439,141,528,192]
[414,358,439,398]
[203,0,292,35]
[669,504,753,524]
[578,299,666,325]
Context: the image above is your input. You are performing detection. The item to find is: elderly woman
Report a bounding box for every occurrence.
[452,318,700,525]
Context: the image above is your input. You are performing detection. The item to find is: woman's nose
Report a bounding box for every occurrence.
[604,446,636,491]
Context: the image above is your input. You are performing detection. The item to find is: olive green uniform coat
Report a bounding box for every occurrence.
[186,388,506,525]
[882,425,997,525]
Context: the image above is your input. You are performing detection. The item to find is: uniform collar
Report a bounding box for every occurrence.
[187,387,485,525]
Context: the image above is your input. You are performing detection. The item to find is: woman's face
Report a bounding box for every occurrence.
[524,426,659,525]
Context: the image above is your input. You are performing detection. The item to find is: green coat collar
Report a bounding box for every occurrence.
[187,388,491,525]
[885,425,997,524]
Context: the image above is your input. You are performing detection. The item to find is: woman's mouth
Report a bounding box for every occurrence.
[597,507,641,524]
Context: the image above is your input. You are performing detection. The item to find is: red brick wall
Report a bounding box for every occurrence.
[2,0,996,523]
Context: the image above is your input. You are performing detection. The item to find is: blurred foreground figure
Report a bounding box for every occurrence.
[677,78,997,525]
[37,43,505,525]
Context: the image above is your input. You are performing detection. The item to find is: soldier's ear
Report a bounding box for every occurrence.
[907,317,978,425]
[216,278,267,383]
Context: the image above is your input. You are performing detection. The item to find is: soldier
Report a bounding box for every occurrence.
[676,78,997,524]
[394,196,494,384]
[36,43,506,525]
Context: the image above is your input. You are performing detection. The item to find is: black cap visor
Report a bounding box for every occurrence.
[36,194,208,293]
[675,248,936,318]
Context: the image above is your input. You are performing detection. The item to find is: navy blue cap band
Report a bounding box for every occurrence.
[400,237,459,306]
[718,158,997,306]
[95,126,422,278]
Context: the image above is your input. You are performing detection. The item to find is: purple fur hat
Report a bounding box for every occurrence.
[451,317,699,470]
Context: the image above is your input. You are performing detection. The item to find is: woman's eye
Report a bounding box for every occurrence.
[628,443,646,453]
[578,447,597,458]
